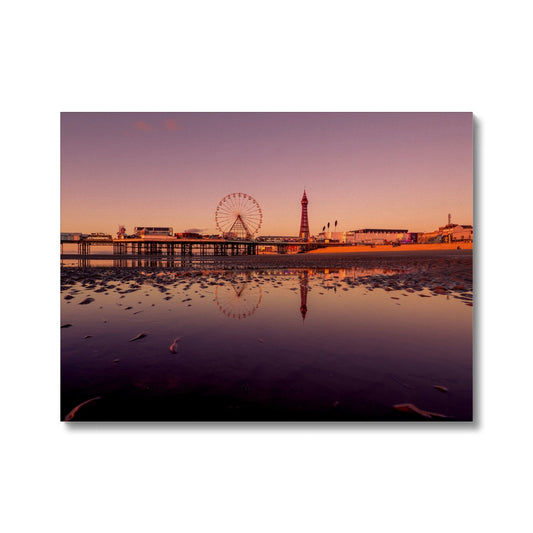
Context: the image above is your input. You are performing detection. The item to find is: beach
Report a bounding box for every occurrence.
[308,242,473,254]
[61,246,472,421]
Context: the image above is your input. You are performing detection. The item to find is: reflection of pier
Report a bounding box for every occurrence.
[64,257,222,269]
[63,237,324,257]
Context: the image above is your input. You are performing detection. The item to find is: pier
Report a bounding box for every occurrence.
[61,237,325,257]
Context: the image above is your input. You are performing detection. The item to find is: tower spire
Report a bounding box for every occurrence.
[299,190,310,241]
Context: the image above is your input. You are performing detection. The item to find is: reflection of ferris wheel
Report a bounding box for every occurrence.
[215,192,262,239]
[215,277,262,319]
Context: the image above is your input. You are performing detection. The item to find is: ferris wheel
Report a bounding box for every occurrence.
[215,193,262,239]
[214,276,263,319]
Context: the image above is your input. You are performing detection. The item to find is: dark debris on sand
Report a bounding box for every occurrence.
[60,252,473,302]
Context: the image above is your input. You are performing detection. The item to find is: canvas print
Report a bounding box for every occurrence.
[61,112,473,421]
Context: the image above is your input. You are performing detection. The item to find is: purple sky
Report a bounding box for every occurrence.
[61,112,472,235]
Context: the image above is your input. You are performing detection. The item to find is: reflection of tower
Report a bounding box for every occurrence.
[299,270,309,322]
[299,190,310,240]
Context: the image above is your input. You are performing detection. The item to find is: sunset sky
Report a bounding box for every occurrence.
[61,112,472,236]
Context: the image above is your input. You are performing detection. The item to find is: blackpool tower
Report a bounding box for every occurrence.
[299,190,310,240]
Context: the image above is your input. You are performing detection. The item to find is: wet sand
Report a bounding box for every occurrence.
[61,250,473,301]
[61,247,472,266]
[61,244,473,421]
[61,260,473,421]
[61,248,473,300]
[308,242,473,254]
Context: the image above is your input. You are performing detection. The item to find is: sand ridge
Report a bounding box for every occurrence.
[308,242,473,254]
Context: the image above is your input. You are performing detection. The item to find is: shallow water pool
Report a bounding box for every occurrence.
[61,264,472,421]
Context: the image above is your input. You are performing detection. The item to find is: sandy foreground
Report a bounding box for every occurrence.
[61,245,473,298]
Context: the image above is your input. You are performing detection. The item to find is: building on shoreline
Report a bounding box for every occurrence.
[317,228,414,245]
[134,226,174,237]
[349,229,412,245]
[60,232,83,241]
[418,224,473,243]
